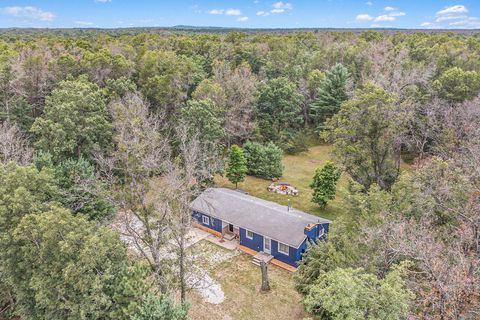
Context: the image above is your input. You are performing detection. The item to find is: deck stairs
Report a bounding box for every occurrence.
[252,251,274,266]
[222,233,236,241]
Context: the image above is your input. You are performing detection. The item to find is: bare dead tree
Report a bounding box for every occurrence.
[0,121,33,165]
[98,92,221,300]
[213,61,258,145]
[363,156,480,319]
[365,40,435,97]
[96,92,172,293]
[11,45,53,117]
[166,123,222,302]
[260,261,270,292]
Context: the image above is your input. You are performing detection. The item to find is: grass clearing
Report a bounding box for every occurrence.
[188,241,307,320]
[216,144,347,221]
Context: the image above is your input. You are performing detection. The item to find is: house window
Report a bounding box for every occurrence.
[278,242,289,255]
[202,215,210,225]
[318,226,325,237]
[246,229,254,239]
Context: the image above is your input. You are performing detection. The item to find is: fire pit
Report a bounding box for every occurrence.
[267,182,299,196]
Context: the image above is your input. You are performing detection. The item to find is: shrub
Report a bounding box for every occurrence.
[243,141,283,179]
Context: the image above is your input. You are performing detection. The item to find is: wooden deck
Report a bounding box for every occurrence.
[238,245,298,272]
[239,244,257,256]
[192,222,222,238]
[271,258,298,272]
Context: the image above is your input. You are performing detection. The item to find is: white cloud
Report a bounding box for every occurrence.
[256,2,292,16]
[356,14,373,21]
[0,6,55,21]
[370,24,382,28]
[272,2,292,10]
[436,15,467,22]
[269,2,292,14]
[237,16,249,22]
[225,8,241,16]
[420,22,432,27]
[356,6,406,24]
[449,17,480,27]
[209,8,241,16]
[366,1,373,6]
[95,0,111,2]
[75,21,94,26]
[208,9,224,15]
[435,5,468,22]
[433,4,479,28]
[375,14,395,22]
[437,5,468,16]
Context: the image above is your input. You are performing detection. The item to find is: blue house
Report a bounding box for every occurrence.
[191,188,331,268]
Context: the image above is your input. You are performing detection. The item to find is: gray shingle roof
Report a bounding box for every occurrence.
[190,188,331,248]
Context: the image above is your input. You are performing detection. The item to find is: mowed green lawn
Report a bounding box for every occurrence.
[215,145,347,221]
[188,242,308,320]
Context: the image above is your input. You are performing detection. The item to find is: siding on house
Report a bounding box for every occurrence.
[192,210,222,233]
[239,227,303,266]
[239,227,264,252]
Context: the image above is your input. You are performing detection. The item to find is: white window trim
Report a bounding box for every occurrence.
[246,229,254,240]
[278,242,289,255]
[318,227,325,238]
[202,215,210,225]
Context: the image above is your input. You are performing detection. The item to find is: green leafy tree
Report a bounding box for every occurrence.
[0,163,60,317]
[191,78,226,107]
[310,161,341,209]
[80,48,134,86]
[303,264,413,320]
[226,145,247,188]
[31,77,113,162]
[138,50,205,116]
[243,141,283,179]
[323,84,403,191]
[294,213,364,297]
[10,209,127,319]
[180,99,225,145]
[255,77,304,142]
[104,76,138,100]
[310,63,349,130]
[433,67,480,103]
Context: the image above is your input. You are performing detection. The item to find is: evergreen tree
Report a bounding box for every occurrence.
[310,161,341,209]
[226,145,247,188]
[310,63,349,131]
[243,141,283,179]
[34,152,114,221]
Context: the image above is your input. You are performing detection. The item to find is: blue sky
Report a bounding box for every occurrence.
[0,1,479,29]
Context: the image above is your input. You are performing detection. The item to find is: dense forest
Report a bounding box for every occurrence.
[0,28,479,319]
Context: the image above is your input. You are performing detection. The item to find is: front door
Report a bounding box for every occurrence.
[264,237,271,254]
[228,224,234,233]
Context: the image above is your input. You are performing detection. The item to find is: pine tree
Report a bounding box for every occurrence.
[310,161,341,209]
[310,63,349,131]
[226,145,247,189]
